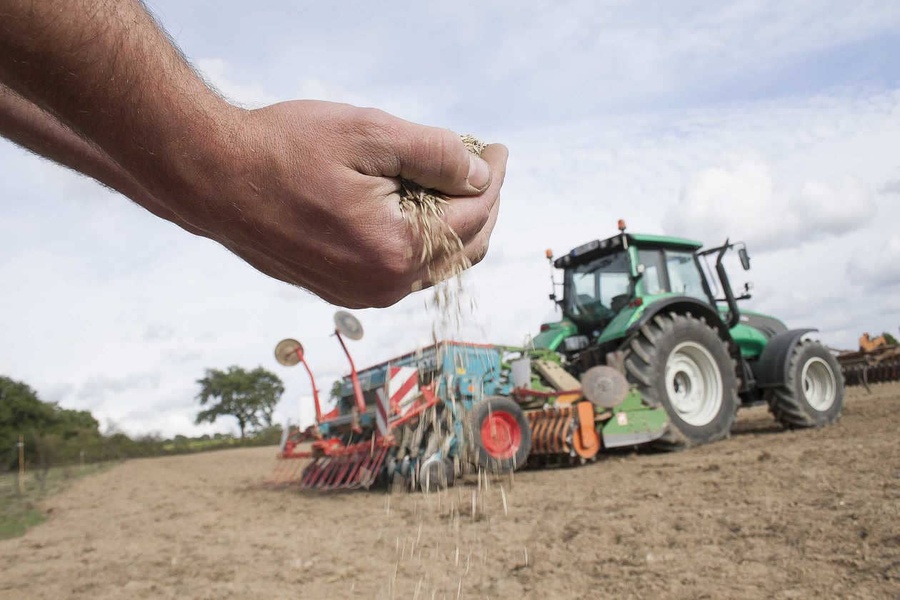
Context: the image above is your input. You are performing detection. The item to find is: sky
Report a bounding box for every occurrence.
[2,0,899,438]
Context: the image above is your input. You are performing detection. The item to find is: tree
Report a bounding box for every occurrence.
[195,366,284,438]
[0,376,102,469]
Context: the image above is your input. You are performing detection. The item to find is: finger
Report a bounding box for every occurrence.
[440,143,508,245]
[463,188,502,267]
[361,114,494,196]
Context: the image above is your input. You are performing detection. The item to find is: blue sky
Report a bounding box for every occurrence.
[1,1,899,437]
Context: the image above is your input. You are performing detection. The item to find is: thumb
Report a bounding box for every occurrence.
[387,121,493,196]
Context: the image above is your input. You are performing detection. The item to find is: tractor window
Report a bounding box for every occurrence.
[666,251,707,301]
[565,251,632,322]
[637,250,666,295]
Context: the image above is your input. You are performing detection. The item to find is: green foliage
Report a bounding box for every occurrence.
[0,376,101,470]
[1,373,283,476]
[195,366,284,438]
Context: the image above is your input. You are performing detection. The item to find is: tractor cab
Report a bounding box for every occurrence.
[551,222,716,332]
[537,220,777,377]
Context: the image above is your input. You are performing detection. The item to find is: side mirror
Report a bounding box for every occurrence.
[738,247,751,271]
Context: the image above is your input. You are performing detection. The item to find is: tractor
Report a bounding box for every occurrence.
[534,220,845,449]
[269,221,845,490]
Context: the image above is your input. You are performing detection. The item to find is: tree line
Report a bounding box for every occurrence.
[1,366,286,471]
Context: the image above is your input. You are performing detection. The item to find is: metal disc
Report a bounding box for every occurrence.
[334,311,364,340]
[274,338,304,366]
[581,366,629,408]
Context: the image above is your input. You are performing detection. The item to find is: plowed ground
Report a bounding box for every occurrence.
[1,384,898,599]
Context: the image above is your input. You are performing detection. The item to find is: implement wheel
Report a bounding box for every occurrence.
[624,313,739,449]
[766,340,844,428]
[470,397,531,474]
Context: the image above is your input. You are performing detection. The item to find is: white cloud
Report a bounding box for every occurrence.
[880,178,900,195]
[848,236,900,290]
[664,159,876,251]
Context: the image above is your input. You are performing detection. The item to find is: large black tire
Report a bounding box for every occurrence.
[766,339,844,428]
[623,313,739,449]
[469,397,531,474]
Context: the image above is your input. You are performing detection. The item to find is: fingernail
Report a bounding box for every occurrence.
[467,155,491,191]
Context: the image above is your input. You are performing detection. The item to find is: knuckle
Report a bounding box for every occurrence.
[456,202,491,238]
[432,128,466,181]
[349,106,390,128]
[470,240,490,266]
[367,288,407,309]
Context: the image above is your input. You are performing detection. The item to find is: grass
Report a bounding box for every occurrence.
[0,462,113,540]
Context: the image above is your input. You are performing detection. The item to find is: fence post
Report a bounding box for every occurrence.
[17,435,25,495]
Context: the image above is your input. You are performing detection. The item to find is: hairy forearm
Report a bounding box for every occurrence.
[0,0,238,211]
[1,82,140,197]
[0,83,212,236]
[0,0,509,308]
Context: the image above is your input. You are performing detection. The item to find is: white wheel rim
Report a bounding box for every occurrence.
[665,341,723,427]
[802,357,837,411]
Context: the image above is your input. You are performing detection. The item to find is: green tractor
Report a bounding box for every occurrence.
[535,221,845,449]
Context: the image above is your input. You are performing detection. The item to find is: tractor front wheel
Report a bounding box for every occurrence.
[766,339,844,428]
[470,397,531,474]
[624,313,739,449]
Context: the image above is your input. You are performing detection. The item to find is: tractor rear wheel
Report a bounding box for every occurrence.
[624,313,739,449]
[470,397,531,474]
[766,339,844,428]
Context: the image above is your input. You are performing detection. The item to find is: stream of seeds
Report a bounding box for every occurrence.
[398,134,487,341]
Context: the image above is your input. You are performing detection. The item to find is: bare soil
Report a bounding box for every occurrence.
[1,384,898,599]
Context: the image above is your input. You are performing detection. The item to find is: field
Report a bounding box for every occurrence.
[0,463,111,540]
[1,384,897,599]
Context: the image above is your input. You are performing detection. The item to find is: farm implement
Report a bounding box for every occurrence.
[272,221,846,491]
[837,333,900,389]
[272,312,619,490]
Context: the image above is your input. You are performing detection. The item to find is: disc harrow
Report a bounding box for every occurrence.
[837,337,900,389]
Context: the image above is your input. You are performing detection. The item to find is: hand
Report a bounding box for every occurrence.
[174,100,508,308]
[1,0,507,309]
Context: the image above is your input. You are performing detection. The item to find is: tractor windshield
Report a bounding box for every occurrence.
[563,251,633,325]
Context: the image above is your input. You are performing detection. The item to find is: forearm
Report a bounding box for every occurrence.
[0,0,509,308]
[0,0,239,212]
[0,83,210,235]
[1,83,140,197]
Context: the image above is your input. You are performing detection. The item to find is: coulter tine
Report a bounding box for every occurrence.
[311,459,335,488]
[322,458,344,490]
[300,460,320,488]
[327,458,351,489]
